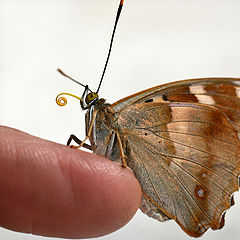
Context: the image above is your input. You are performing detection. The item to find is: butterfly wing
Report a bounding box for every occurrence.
[113,78,240,131]
[113,78,240,237]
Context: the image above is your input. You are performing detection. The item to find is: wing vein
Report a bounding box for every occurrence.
[139,120,236,132]
[129,139,218,228]
[151,132,239,177]
[130,133,235,194]
[130,146,167,210]
[169,157,227,214]
[154,130,240,149]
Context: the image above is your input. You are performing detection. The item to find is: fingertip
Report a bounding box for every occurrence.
[0,126,142,238]
[57,149,142,238]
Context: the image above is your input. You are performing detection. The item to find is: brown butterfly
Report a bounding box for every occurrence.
[56,0,240,238]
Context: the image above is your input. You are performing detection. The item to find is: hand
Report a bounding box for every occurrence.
[0,126,141,238]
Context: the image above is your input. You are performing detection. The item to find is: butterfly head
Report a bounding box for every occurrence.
[85,91,99,105]
[56,69,101,110]
[56,84,99,110]
[81,85,99,109]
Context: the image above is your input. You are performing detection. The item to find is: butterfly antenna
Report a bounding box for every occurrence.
[96,0,124,94]
[57,68,88,89]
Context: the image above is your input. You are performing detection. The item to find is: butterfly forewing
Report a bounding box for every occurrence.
[110,78,240,237]
[161,80,240,132]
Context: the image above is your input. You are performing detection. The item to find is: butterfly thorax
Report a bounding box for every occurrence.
[85,98,122,162]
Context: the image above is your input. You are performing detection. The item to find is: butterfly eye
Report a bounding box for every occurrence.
[85,92,99,104]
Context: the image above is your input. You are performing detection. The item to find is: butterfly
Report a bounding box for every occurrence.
[56,0,240,238]
[56,77,240,237]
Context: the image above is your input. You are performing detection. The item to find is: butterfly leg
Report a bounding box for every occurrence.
[116,131,127,168]
[67,134,92,150]
[79,109,98,147]
[70,108,98,149]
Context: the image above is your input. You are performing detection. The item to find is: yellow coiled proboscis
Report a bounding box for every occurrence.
[56,93,82,107]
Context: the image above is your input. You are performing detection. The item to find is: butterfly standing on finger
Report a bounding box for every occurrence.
[56,0,240,237]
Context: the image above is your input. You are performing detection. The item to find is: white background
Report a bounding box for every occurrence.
[1,0,240,239]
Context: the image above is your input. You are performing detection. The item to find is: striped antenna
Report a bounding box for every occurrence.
[96,0,124,93]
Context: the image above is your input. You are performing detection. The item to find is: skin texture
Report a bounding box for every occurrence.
[0,125,141,239]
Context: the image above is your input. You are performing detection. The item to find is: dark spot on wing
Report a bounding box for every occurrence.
[144,99,153,103]
[162,94,168,101]
[135,119,141,126]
